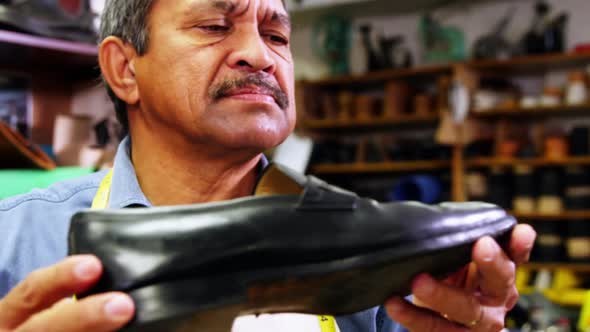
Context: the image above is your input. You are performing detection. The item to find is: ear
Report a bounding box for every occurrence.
[99,36,140,107]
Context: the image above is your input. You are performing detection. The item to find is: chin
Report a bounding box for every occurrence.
[193,106,295,152]
[239,131,290,150]
[218,126,292,152]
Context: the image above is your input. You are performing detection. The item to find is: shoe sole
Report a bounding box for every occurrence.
[121,215,515,331]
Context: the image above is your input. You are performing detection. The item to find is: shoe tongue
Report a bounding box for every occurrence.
[254,163,306,196]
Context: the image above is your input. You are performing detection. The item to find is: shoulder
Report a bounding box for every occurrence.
[0,170,107,212]
[0,170,109,296]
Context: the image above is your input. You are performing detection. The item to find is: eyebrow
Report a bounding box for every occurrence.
[271,12,291,31]
[211,0,236,13]
[185,1,291,30]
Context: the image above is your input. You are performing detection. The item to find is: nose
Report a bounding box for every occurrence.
[226,27,276,75]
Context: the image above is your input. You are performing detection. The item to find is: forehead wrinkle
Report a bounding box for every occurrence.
[270,11,291,30]
[183,0,237,17]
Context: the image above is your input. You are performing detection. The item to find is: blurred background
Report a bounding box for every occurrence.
[1,0,590,331]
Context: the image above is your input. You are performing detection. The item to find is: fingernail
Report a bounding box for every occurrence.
[74,258,100,281]
[481,237,497,262]
[413,274,434,295]
[104,295,134,320]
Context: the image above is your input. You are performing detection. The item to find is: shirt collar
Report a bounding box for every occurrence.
[108,136,153,208]
[107,136,270,208]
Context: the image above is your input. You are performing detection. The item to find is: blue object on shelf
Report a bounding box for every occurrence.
[389,175,442,204]
[38,144,56,161]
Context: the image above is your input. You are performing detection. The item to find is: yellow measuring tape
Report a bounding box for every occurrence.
[91,169,337,332]
[91,169,113,209]
[318,315,338,332]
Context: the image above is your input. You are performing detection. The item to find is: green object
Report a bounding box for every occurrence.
[419,14,466,63]
[312,16,352,76]
[0,167,94,199]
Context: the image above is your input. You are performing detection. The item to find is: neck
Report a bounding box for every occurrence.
[129,130,262,207]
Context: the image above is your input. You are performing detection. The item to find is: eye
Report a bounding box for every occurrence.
[267,34,289,46]
[200,25,230,32]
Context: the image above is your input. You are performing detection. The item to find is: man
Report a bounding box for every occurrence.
[0,0,536,331]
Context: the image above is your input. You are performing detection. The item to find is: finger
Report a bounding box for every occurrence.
[472,237,517,306]
[384,297,468,332]
[15,293,134,332]
[441,264,470,287]
[0,255,103,329]
[508,224,536,266]
[411,274,482,326]
[505,285,519,310]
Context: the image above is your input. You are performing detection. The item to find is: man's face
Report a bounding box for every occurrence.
[134,0,295,152]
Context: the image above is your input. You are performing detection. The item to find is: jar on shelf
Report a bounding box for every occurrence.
[414,94,433,117]
[540,86,563,107]
[355,94,380,120]
[566,220,590,262]
[565,70,589,106]
[337,91,355,120]
[536,167,564,215]
[497,139,520,159]
[513,165,535,214]
[384,81,410,118]
[564,166,590,211]
[544,135,568,160]
[520,95,539,109]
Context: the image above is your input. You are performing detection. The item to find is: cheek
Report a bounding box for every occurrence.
[165,52,221,116]
[282,66,296,122]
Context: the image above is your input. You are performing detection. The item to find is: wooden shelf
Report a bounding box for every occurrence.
[312,160,450,174]
[0,29,97,73]
[301,114,440,131]
[467,156,590,167]
[467,52,590,72]
[470,104,590,118]
[512,211,590,221]
[300,53,590,88]
[289,0,488,14]
[522,263,590,272]
[302,64,452,87]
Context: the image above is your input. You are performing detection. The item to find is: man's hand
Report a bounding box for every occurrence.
[0,255,134,332]
[385,224,536,332]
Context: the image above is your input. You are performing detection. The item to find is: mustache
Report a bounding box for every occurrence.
[209,74,289,110]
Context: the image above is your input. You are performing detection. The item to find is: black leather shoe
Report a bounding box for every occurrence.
[0,0,96,42]
[68,164,516,331]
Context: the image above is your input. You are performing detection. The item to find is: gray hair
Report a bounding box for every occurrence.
[100,0,155,133]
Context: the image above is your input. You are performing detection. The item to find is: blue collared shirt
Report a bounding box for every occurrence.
[0,137,405,332]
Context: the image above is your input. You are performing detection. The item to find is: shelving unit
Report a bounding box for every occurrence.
[301,64,452,87]
[513,211,590,221]
[0,29,98,144]
[301,113,439,132]
[470,104,590,119]
[523,263,590,272]
[457,53,590,280]
[288,0,496,24]
[466,52,590,72]
[0,29,97,76]
[312,160,450,175]
[467,156,590,167]
[300,52,590,289]
[300,52,590,199]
